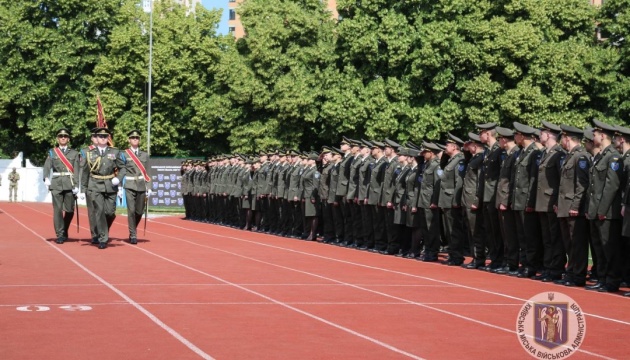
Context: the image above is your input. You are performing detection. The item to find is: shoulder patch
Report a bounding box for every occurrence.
[458,163,465,172]
[578,160,588,169]
[314,172,321,179]
[437,169,444,178]
[610,161,620,171]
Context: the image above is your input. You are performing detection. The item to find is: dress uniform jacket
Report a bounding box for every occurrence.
[288,164,304,201]
[621,150,630,236]
[586,145,623,220]
[335,154,353,197]
[381,156,400,205]
[44,147,80,191]
[358,156,374,201]
[404,164,422,227]
[393,165,410,224]
[81,147,125,193]
[241,170,253,209]
[419,158,441,209]
[346,156,362,200]
[496,146,519,209]
[327,162,340,204]
[557,145,590,217]
[482,142,503,203]
[122,149,150,192]
[511,143,541,211]
[275,164,288,199]
[319,163,332,202]
[535,144,566,212]
[462,153,484,209]
[301,166,321,217]
[368,156,387,206]
[438,152,466,209]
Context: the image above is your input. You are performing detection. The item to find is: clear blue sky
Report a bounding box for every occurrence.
[200,0,229,35]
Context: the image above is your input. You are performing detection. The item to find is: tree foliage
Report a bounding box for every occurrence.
[0,0,627,160]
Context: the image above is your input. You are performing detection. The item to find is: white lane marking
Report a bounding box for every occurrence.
[152,218,630,327]
[59,305,92,311]
[2,207,215,360]
[16,306,50,312]
[2,302,523,307]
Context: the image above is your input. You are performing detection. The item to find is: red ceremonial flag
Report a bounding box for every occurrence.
[96,95,114,147]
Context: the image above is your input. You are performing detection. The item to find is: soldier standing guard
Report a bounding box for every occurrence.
[43,128,80,244]
[8,167,20,202]
[439,134,467,266]
[80,130,100,242]
[462,133,486,269]
[81,127,125,249]
[121,130,151,244]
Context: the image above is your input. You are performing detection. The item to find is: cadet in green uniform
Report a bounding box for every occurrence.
[381,139,401,255]
[615,125,630,297]
[477,123,505,271]
[80,130,100,242]
[390,147,410,255]
[439,133,466,266]
[121,130,151,244]
[8,167,20,202]
[357,141,375,249]
[367,141,388,251]
[345,139,363,247]
[43,128,80,244]
[555,125,590,287]
[319,148,335,242]
[327,148,343,242]
[462,133,486,269]
[81,127,125,249]
[418,142,442,261]
[494,127,521,275]
[511,122,543,278]
[534,121,566,282]
[302,153,321,240]
[585,119,623,293]
[336,138,354,244]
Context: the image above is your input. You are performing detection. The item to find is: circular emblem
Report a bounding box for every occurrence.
[437,169,444,178]
[516,292,586,359]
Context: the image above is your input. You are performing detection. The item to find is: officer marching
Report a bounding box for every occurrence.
[121,130,151,244]
[80,127,125,249]
[43,128,80,244]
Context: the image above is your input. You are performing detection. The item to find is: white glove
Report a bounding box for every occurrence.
[44,178,51,186]
[117,188,124,200]
[111,177,120,186]
[146,189,153,197]
[72,187,79,195]
[79,193,85,200]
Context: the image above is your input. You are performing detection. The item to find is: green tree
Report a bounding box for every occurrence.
[599,0,630,122]
[0,0,126,163]
[211,0,337,152]
[91,1,223,156]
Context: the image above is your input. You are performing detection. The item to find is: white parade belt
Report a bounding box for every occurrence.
[52,172,72,177]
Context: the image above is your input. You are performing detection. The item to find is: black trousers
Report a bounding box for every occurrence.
[420,208,440,258]
[499,209,519,269]
[350,201,363,246]
[340,198,353,242]
[371,205,386,251]
[442,208,465,263]
[515,210,542,270]
[464,207,485,264]
[360,203,374,248]
[590,219,623,288]
[483,202,503,266]
[321,201,334,239]
[539,212,565,276]
[559,216,588,283]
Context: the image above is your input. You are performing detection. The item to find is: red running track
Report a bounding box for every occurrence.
[0,202,628,359]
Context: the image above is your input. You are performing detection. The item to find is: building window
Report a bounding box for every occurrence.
[229,9,236,20]
[228,27,235,33]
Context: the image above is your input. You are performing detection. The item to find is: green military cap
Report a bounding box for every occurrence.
[384,138,402,150]
[361,139,372,148]
[267,149,278,156]
[127,129,141,138]
[560,124,584,139]
[90,127,99,135]
[496,126,515,138]
[591,118,617,136]
[341,136,352,145]
[288,149,300,156]
[467,132,482,143]
[436,143,447,150]
[407,148,421,157]
[370,140,385,149]
[331,147,344,155]
[615,125,630,137]
[258,150,266,156]
[405,141,420,150]
[422,141,442,153]
[93,127,111,135]
[541,120,562,135]
[446,133,465,145]
[308,152,319,160]
[56,128,71,137]
[349,138,362,147]
[321,146,332,154]
[397,147,409,156]
[513,122,537,136]
[583,127,595,141]
[476,122,497,130]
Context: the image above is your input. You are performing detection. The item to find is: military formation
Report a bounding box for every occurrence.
[181,119,630,297]
[43,127,151,249]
